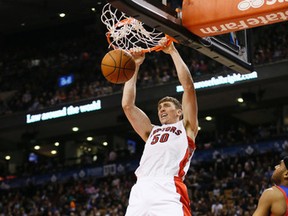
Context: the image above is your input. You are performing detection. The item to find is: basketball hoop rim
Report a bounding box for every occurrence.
[106,17,177,53]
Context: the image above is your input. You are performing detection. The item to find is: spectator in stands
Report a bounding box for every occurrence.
[253,156,288,216]
[121,40,198,216]
[211,198,223,215]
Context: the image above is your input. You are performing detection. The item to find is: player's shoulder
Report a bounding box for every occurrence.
[262,186,284,199]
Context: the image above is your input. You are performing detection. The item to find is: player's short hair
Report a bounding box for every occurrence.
[284,156,288,169]
[158,96,182,110]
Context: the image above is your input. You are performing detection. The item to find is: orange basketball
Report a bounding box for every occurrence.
[101,49,136,84]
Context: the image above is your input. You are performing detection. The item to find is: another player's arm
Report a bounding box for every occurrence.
[163,43,198,140]
[253,187,284,216]
[253,188,274,216]
[122,53,153,142]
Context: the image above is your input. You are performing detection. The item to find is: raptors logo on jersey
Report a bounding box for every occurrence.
[135,120,196,179]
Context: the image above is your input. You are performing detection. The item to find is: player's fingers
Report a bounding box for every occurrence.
[158,37,168,47]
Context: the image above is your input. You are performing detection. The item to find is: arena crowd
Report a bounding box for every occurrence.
[0,8,287,216]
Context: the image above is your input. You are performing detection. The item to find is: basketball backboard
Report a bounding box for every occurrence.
[106,0,254,74]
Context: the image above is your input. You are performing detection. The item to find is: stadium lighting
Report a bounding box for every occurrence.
[72,127,79,132]
[59,13,65,18]
[34,145,40,150]
[237,97,244,103]
[87,137,93,141]
[205,116,213,121]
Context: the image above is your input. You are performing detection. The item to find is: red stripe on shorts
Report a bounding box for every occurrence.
[174,176,192,216]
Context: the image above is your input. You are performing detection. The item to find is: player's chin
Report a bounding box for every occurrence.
[160,118,168,125]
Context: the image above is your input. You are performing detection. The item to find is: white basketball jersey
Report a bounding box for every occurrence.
[135,120,196,180]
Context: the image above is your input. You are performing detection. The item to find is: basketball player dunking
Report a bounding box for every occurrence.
[122,40,198,216]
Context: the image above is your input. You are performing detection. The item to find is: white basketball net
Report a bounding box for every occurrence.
[101,3,172,53]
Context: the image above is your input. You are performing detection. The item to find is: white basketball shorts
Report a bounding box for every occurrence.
[125,176,191,216]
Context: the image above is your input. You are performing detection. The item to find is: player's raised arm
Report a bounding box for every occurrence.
[162,42,198,140]
[121,53,153,142]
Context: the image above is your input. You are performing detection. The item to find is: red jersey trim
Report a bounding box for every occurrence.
[178,136,196,179]
[273,186,288,216]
